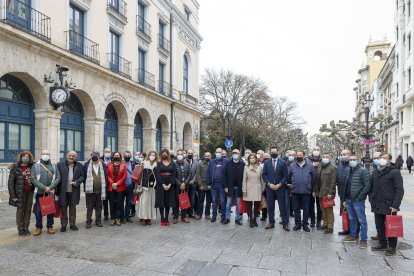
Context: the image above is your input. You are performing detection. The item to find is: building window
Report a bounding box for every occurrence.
[109,31,120,70]
[159,62,165,93]
[401,111,404,129]
[104,103,118,151]
[396,82,399,97]
[396,54,399,68]
[409,33,412,52]
[183,55,189,93]
[138,49,146,84]
[396,26,399,41]
[68,4,85,54]
[184,6,191,21]
[134,113,143,153]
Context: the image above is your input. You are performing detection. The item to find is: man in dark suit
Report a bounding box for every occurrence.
[262,146,289,231]
[57,151,84,232]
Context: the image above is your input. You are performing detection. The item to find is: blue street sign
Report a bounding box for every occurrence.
[224,139,233,148]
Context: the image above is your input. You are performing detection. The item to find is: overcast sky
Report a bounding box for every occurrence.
[198,0,394,135]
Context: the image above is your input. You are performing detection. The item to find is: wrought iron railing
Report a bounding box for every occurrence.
[1,0,51,42]
[158,33,170,52]
[137,69,155,89]
[158,80,171,96]
[107,0,127,20]
[65,30,100,64]
[136,15,151,39]
[108,52,131,78]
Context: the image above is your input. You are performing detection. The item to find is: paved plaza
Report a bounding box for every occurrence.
[0,171,413,276]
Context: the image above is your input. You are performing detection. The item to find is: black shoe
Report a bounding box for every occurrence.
[385,247,396,256]
[316,223,321,228]
[24,229,31,236]
[279,221,284,225]
[310,223,315,227]
[129,212,136,218]
[260,217,267,221]
[126,219,133,223]
[338,230,350,235]
[60,226,66,232]
[211,217,217,223]
[283,224,290,232]
[235,219,242,225]
[293,225,301,231]
[188,214,195,219]
[303,225,310,232]
[265,224,274,230]
[96,222,103,227]
[104,216,109,221]
[85,223,91,229]
[70,225,78,231]
[18,229,25,236]
[371,244,387,251]
[223,219,229,224]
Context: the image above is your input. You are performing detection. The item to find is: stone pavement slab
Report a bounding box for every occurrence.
[228,266,281,276]
[174,260,207,276]
[196,263,232,276]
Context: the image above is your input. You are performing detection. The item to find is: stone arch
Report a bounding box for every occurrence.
[107,100,128,127]
[183,122,192,150]
[373,51,383,61]
[137,108,152,129]
[70,89,97,120]
[156,114,170,152]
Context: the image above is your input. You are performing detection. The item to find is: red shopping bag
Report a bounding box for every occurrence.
[132,194,140,205]
[39,195,56,216]
[178,192,191,209]
[322,196,336,208]
[239,199,248,213]
[342,209,349,231]
[131,165,143,184]
[54,200,62,218]
[386,214,404,238]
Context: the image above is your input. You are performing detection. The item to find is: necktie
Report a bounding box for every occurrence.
[273,159,276,171]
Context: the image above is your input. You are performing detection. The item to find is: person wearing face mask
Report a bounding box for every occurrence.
[370,153,404,256]
[341,155,371,249]
[195,152,212,220]
[122,151,135,223]
[173,149,192,223]
[206,148,229,223]
[336,149,352,236]
[107,152,127,226]
[139,151,158,225]
[186,149,199,218]
[100,147,112,221]
[57,151,84,232]
[31,149,61,236]
[154,149,177,226]
[8,151,35,236]
[307,146,323,228]
[243,149,252,162]
[313,153,336,234]
[285,150,296,218]
[259,152,271,221]
[243,153,264,228]
[83,151,108,228]
[131,152,146,218]
[368,151,382,241]
[262,146,289,231]
[223,149,245,225]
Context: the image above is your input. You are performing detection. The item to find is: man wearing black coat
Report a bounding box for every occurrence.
[224,149,245,225]
[57,151,84,232]
[370,153,404,256]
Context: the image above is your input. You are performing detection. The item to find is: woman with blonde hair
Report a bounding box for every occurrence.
[242,153,264,228]
[138,151,158,225]
[8,151,35,235]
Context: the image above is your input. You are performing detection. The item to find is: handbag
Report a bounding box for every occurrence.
[178,192,191,209]
[239,199,248,213]
[132,194,140,205]
[131,165,143,184]
[322,196,336,208]
[39,193,56,216]
[386,213,404,238]
[342,208,349,231]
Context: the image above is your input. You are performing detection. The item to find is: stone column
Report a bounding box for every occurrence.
[118,124,135,153]
[84,118,105,158]
[143,128,156,153]
[33,108,63,163]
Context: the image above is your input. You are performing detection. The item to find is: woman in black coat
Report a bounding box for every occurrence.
[8,151,35,236]
[154,149,177,226]
[370,153,404,256]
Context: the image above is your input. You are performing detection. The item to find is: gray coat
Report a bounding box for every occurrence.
[187,158,199,186]
[57,161,84,206]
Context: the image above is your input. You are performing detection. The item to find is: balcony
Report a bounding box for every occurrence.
[180,92,198,106]
[1,0,51,42]
[107,0,127,24]
[158,80,171,96]
[158,33,170,53]
[107,52,131,79]
[65,30,100,64]
[137,69,155,90]
[136,15,151,41]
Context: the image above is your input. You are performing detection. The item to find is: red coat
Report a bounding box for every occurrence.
[107,163,127,192]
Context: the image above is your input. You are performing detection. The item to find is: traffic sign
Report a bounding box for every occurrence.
[224,139,233,148]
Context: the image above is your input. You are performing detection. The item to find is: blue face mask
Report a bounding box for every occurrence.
[104,153,111,159]
[349,160,358,168]
[373,159,380,166]
[215,153,222,159]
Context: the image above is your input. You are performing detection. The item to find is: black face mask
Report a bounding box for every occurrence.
[204,158,211,163]
[296,157,304,162]
[271,153,278,159]
[124,156,131,162]
[92,155,99,162]
[341,159,349,165]
[187,155,193,159]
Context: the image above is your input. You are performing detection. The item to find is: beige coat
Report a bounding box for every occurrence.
[242,165,264,202]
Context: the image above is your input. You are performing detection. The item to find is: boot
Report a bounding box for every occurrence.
[110,220,115,226]
[253,216,258,227]
[249,218,254,228]
[116,219,121,226]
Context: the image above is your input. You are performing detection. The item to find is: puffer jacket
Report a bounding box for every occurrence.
[370,165,404,214]
[314,163,337,197]
[336,162,351,200]
[8,164,34,207]
[348,164,371,201]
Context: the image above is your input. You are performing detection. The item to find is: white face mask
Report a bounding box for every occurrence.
[288,156,295,162]
[322,158,330,165]
[41,154,50,162]
[313,151,320,157]
[177,155,184,161]
[149,156,156,161]
[379,158,388,167]
[232,154,239,160]
[134,155,140,160]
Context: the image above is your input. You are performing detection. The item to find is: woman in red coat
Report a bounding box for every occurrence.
[107,153,127,226]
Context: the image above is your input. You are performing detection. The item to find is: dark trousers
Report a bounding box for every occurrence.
[408,166,412,173]
[131,203,136,215]
[124,185,133,220]
[109,191,123,219]
[266,186,288,224]
[103,199,109,218]
[292,193,311,226]
[247,201,260,220]
[188,185,197,215]
[375,213,398,248]
[61,192,76,227]
[309,195,322,224]
[16,191,33,231]
[86,193,102,224]
[159,207,170,222]
[197,190,212,217]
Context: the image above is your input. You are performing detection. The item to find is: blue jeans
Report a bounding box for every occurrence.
[35,196,54,229]
[292,193,310,226]
[211,186,226,219]
[124,185,134,220]
[225,187,240,220]
[188,185,197,215]
[346,199,368,241]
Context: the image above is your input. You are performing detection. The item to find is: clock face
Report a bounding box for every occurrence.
[51,88,68,104]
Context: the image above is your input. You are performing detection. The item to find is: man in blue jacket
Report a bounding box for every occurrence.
[262,146,289,231]
[289,150,316,232]
[206,148,229,223]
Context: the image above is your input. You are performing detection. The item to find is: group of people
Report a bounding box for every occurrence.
[7,145,404,256]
